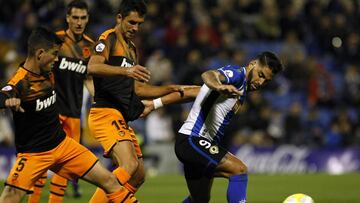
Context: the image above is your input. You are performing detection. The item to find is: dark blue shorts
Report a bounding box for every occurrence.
[175,133,227,179]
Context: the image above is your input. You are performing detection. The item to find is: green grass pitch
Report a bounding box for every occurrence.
[1,173,359,203]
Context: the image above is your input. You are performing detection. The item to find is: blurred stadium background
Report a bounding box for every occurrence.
[0,0,360,202]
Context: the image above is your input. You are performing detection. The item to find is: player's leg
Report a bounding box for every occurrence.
[64,116,82,198]
[28,115,76,203]
[89,140,141,203]
[0,185,27,203]
[2,152,54,203]
[88,108,144,202]
[111,141,140,185]
[52,136,138,203]
[175,134,226,203]
[126,158,145,192]
[182,164,214,203]
[112,128,145,192]
[48,116,81,203]
[213,152,248,203]
[81,161,138,202]
[27,173,47,203]
[88,159,144,203]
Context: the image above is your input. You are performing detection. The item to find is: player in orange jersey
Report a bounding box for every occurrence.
[88,0,199,202]
[28,1,150,203]
[28,1,94,202]
[0,27,139,203]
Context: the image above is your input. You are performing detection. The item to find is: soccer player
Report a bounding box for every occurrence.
[87,0,199,202]
[176,52,284,203]
[28,1,93,202]
[29,1,151,202]
[0,27,138,203]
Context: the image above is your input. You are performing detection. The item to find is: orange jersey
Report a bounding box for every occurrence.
[53,30,94,118]
[92,29,144,122]
[0,65,65,153]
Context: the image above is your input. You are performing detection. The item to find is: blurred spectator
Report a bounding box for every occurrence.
[341,32,360,64]
[324,120,343,149]
[308,58,335,108]
[145,108,174,144]
[17,12,37,54]
[255,0,281,39]
[192,14,220,54]
[306,108,325,147]
[179,49,204,85]
[284,102,305,145]
[146,50,173,85]
[335,109,355,146]
[343,64,360,105]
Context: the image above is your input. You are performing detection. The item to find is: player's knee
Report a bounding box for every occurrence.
[232,162,248,175]
[125,158,139,175]
[113,155,139,175]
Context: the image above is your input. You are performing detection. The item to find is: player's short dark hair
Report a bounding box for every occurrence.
[257,51,284,74]
[118,0,147,17]
[67,0,89,15]
[28,27,63,56]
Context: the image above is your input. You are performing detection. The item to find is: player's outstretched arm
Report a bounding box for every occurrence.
[202,70,241,96]
[134,81,194,99]
[160,85,200,105]
[87,55,151,82]
[140,86,200,118]
[85,76,95,97]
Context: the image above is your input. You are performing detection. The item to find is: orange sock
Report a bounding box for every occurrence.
[124,182,137,194]
[106,188,138,203]
[89,188,108,203]
[28,175,47,203]
[48,174,68,203]
[113,167,131,185]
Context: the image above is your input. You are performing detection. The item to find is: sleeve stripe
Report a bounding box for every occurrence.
[8,68,27,86]
[83,34,95,43]
[99,29,115,41]
[55,30,66,36]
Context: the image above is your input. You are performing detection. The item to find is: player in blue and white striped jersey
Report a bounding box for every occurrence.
[176,51,284,203]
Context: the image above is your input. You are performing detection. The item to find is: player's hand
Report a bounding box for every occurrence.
[5,98,25,112]
[216,84,241,97]
[126,65,151,82]
[140,100,154,118]
[168,85,185,97]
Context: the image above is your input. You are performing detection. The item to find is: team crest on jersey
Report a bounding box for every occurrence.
[209,146,219,154]
[95,43,105,52]
[1,85,12,91]
[224,70,234,78]
[82,47,91,58]
[11,172,19,181]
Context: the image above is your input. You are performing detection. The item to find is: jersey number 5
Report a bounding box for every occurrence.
[16,157,27,172]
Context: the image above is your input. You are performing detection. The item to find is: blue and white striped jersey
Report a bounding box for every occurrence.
[179,65,247,142]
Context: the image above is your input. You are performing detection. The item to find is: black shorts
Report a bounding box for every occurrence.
[175,133,227,179]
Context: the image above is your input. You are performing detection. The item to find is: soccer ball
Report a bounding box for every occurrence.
[283,193,314,203]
